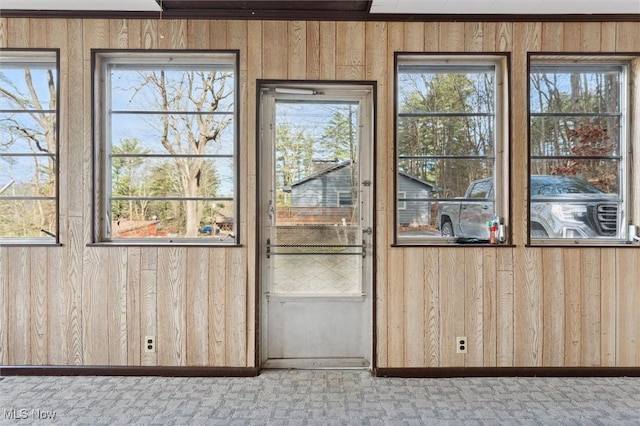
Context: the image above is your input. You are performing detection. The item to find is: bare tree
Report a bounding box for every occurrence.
[126,69,233,237]
[0,66,56,237]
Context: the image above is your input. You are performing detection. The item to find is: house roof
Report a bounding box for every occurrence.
[283,161,442,192]
[398,172,443,192]
[283,160,351,192]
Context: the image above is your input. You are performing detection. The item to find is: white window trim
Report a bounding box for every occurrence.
[528,55,634,246]
[0,49,59,245]
[92,50,239,245]
[394,54,509,245]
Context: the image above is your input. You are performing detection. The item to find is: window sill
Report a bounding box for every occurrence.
[88,241,241,248]
[0,240,61,247]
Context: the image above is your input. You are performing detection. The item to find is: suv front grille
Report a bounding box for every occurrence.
[588,203,617,235]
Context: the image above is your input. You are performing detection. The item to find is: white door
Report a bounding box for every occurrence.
[259,83,374,369]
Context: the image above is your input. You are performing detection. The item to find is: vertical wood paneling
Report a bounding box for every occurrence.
[110,19,129,48]
[319,22,336,79]
[226,249,247,366]
[186,248,209,366]
[306,21,320,79]
[482,248,497,366]
[600,249,617,366]
[496,248,514,366]
[82,247,109,364]
[209,249,227,366]
[514,247,543,366]
[563,249,582,365]
[481,23,497,51]
[288,21,306,79]
[141,19,158,49]
[157,247,187,366]
[563,22,582,51]
[127,247,141,365]
[617,249,640,366]
[424,22,439,51]
[30,247,48,365]
[140,248,158,366]
[464,22,484,52]
[438,22,464,51]
[7,248,30,364]
[0,18,7,48]
[108,247,128,365]
[542,248,565,366]
[404,248,425,366]
[439,248,465,367]
[336,22,365,79]
[424,247,440,367]
[378,21,403,368]
[600,23,616,51]
[187,20,209,49]
[542,23,564,51]
[126,20,142,48]
[7,18,29,48]
[228,20,247,55]
[387,249,405,366]
[209,20,228,49]
[404,22,424,51]
[0,248,7,364]
[581,248,600,366]
[465,248,484,366]
[29,18,48,47]
[581,22,601,51]
[616,22,640,51]
[496,22,513,52]
[158,19,187,49]
[262,21,288,79]
[3,17,640,372]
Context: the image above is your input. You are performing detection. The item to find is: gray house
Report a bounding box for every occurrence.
[284,162,440,226]
[284,161,357,207]
[397,172,442,227]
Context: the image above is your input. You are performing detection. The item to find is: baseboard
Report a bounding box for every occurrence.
[0,365,259,377]
[375,367,640,378]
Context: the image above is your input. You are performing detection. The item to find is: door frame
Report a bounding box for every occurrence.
[255,79,377,370]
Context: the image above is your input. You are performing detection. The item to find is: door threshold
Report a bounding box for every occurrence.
[262,358,370,370]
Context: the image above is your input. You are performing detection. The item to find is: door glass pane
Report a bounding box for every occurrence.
[271,99,361,295]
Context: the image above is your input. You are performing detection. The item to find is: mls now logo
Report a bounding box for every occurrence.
[4,409,56,420]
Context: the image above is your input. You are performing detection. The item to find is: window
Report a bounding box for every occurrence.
[397,191,407,210]
[94,51,238,243]
[528,55,633,244]
[0,50,59,243]
[337,191,353,207]
[395,54,509,244]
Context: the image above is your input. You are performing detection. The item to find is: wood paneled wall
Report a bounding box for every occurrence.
[1,18,639,368]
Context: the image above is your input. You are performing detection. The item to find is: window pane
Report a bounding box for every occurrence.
[529,67,620,114]
[398,115,494,157]
[396,57,503,244]
[0,199,56,238]
[110,199,235,240]
[530,159,620,194]
[530,117,620,157]
[0,155,56,197]
[0,52,58,242]
[100,52,237,243]
[110,114,234,156]
[397,158,493,198]
[529,60,625,241]
[398,70,495,114]
[110,69,235,112]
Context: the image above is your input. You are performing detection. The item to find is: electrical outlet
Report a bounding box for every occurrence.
[456,336,467,354]
[145,336,155,353]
